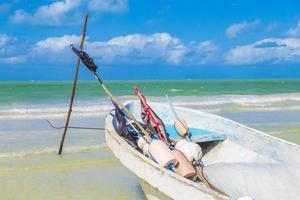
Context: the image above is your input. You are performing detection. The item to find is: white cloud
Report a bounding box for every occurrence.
[86,33,188,64]
[10,0,128,26]
[27,33,219,65]
[33,35,82,52]
[30,34,82,64]
[0,32,220,66]
[0,34,28,64]
[226,22,248,38]
[22,34,300,66]
[287,21,300,37]
[226,38,300,65]
[91,33,219,65]
[10,0,81,25]
[225,19,260,39]
[88,0,128,13]
[8,32,300,67]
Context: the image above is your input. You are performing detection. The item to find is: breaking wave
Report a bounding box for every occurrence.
[168,88,184,92]
[1,93,300,119]
[0,103,112,120]
[169,93,300,107]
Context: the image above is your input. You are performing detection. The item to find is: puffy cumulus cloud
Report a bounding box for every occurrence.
[0,32,220,65]
[86,33,188,64]
[287,21,300,37]
[10,0,82,25]
[11,32,300,67]
[226,38,300,65]
[10,0,128,26]
[225,19,260,39]
[10,32,300,67]
[30,34,82,63]
[33,35,82,52]
[29,33,219,65]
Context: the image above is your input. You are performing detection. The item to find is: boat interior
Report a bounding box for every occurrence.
[108,100,300,199]
[122,101,300,168]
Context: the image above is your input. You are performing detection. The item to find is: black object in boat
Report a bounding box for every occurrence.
[111,100,138,148]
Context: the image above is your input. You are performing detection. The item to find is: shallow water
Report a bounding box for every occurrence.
[0,115,147,199]
[0,152,146,200]
[0,81,299,199]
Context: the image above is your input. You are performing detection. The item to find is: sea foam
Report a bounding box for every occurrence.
[1,93,300,119]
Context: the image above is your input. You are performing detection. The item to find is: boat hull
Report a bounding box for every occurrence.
[105,101,300,200]
[105,113,227,200]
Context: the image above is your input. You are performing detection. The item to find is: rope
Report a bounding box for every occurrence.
[47,120,104,130]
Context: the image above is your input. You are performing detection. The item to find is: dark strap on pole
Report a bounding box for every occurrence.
[69,45,152,141]
[58,13,89,155]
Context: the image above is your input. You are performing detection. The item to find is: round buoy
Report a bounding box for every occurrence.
[142,143,149,156]
[137,137,147,149]
[174,119,189,137]
[173,149,196,178]
[148,140,178,168]
[175,139,202,162]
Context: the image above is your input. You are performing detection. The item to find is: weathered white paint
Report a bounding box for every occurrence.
[105,107,228,200]
[204,163,300,200]
[126,101,300,167]
[105,101,300,200]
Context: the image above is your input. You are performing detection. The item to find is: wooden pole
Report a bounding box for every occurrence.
[58,13,89,155]
[92,73,152,141]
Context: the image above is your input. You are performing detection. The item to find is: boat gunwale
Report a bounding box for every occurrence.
[105,100,300,200]
[144,100,300,150]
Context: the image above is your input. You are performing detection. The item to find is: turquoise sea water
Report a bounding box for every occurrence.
[0,79,299,199]
[1,79,300,105]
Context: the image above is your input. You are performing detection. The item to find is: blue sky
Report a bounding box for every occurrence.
[1,0,300,80]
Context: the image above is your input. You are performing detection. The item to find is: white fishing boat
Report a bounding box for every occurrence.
[55,13,300,200]
[105,100,300,200]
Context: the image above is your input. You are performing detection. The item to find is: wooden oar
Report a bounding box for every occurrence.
[92,72,152,141]
[58,13,89,155]
[69,46,152,141]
